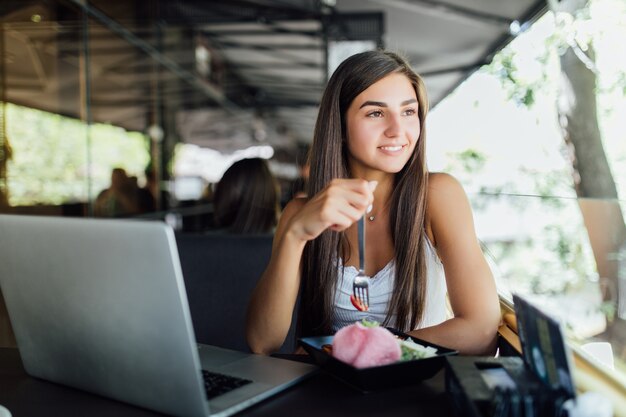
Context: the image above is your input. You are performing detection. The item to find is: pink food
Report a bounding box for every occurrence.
[332,322,401,368]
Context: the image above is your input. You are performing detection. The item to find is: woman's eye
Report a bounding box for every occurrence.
[367,110,383,118]
[403,108,416,116]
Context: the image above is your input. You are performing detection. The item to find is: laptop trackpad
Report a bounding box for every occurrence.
[197,344,250,368]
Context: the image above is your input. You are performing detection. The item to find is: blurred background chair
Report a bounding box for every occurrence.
[175,232,297,353]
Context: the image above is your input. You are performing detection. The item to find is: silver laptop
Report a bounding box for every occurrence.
[0,214,315,417]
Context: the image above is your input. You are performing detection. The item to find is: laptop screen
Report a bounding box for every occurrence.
[513,294,576,397]
[0,215,314,417]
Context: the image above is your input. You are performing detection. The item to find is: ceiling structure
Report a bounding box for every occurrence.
[1,0,546,154]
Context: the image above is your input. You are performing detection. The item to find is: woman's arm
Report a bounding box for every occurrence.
[246,179,376,354]
[408,173,500,355]
[246,199,307,354]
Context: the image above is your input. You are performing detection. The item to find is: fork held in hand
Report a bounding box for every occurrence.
[351,214,370,311]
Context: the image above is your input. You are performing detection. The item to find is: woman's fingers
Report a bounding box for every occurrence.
[326,179,375,210]
[317,188,369,224]
[327,205,364,231]
[292,179,378,240]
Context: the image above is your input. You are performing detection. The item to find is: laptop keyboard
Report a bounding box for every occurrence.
[202,370,252,399]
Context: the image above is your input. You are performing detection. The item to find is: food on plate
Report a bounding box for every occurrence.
[349,294,368,311]
[400,338,438,360]
[332,320,400,368]
[331,320,438,368]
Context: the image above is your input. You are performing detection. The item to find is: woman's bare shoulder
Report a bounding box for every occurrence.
[283,197,307,215]
[271,198,308,248]
[277,197,307,227]
[426,172,469,244]
[428,172,463,193]
[427,172,469,206]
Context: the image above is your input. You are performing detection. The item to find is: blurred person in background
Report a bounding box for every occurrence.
[94,168,139,217]
[0,137,12,209]
[213,158,280,234]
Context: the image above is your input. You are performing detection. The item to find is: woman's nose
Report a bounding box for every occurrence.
[384,114,401,137]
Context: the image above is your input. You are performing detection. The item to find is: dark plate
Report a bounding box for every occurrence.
[299,328,457,392]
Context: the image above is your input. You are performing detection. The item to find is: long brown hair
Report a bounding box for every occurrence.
[300,50,430,335]
[214,158,279,234]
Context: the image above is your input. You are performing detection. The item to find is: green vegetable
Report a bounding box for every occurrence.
[400,338,438,361]
[360,318,380,328]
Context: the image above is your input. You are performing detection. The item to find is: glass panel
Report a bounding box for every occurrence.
[87,6,154,218]
[3,1,89,215]
[1,1,156,218]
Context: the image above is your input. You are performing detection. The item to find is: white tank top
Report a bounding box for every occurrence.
[331,239,447,332]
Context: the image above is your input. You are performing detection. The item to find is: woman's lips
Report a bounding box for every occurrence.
[378,144,406,154]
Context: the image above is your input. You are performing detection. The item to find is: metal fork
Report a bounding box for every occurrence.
[352,214,370,311]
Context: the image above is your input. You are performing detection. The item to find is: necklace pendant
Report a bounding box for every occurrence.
[368,215,375,221]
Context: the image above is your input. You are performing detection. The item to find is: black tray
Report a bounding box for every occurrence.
[299,329,457,392]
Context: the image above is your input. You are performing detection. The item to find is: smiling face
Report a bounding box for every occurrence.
[345,72,421,179]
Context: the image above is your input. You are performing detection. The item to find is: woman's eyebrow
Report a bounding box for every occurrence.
[359,98,417,109]
[359,100,386,109]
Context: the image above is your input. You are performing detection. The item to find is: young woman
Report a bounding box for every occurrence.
[246,50,500,355]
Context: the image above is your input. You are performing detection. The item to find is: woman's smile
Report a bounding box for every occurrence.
[378,144,407,155]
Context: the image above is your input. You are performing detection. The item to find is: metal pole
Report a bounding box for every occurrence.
[0,18,8,207]
[78,0,94,216]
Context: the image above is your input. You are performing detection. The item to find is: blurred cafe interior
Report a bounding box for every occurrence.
[1,0,625,416]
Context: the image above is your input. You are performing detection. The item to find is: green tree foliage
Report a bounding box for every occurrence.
[476,0,626,352]
[5,103,150,206]
[430,0,625,347]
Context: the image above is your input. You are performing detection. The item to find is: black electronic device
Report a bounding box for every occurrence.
[445,294,576,417]
[513,294,576,398]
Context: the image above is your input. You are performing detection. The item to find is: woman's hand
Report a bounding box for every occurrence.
[288,179,377,242]
[247,178,376,354]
